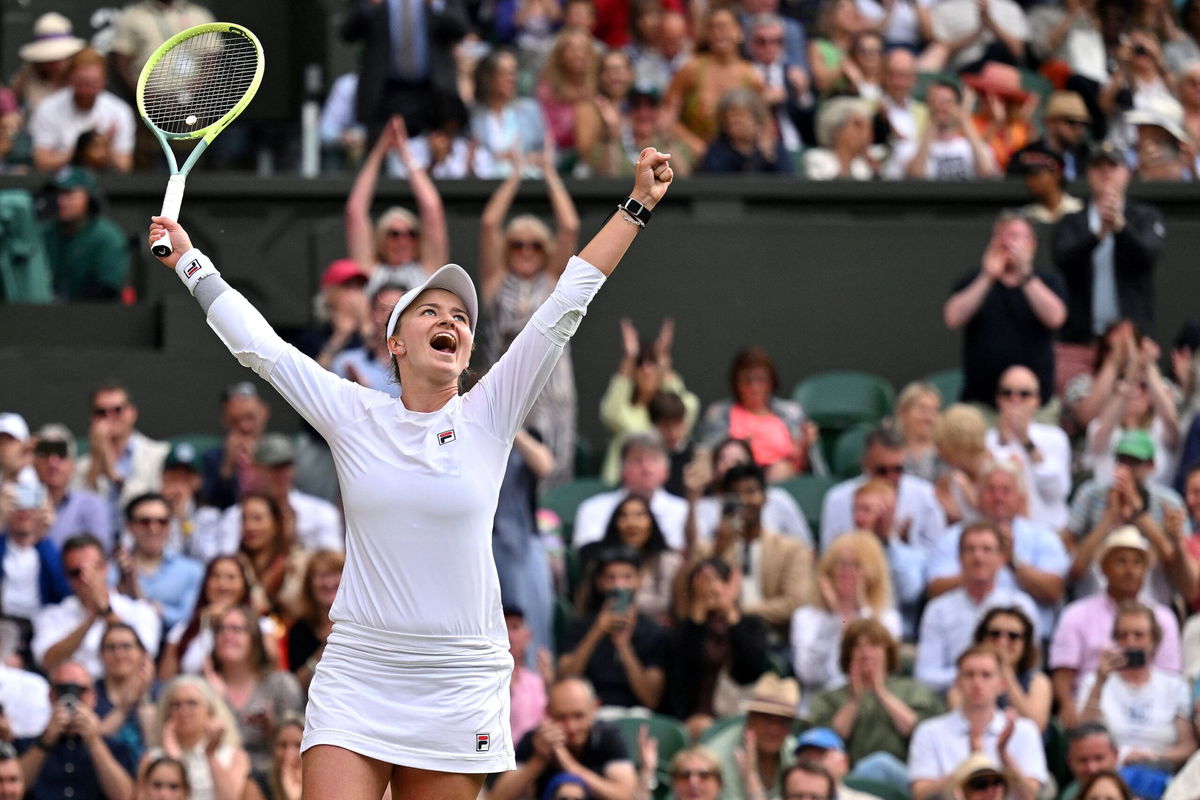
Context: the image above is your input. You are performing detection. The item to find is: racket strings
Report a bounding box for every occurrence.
[142,30,259,136]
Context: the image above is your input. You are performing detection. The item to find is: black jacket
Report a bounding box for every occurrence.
[1051,200,1165,343]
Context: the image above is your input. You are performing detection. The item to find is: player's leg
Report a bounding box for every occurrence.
[302,744,392,800]
[389,765,487,800]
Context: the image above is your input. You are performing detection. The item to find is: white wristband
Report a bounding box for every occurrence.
[174,249,218,296]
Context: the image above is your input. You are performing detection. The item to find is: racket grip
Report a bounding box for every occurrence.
[151,175,187,257]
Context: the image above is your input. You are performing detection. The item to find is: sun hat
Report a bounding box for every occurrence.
[385,264,478,337]
[741,673,801,718]
[1097,525,1151,565]
[953,753,1010,791]
[963,62,1031,102]
[1044,91,1091,123]
[1125,94,1190,144]
[19,13,86,64]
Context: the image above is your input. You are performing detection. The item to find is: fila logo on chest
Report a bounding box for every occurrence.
[437,429,456,446]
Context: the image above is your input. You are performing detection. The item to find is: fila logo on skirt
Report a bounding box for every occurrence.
[476,733,490,752]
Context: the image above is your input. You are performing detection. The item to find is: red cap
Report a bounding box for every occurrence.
[321,259,368,288]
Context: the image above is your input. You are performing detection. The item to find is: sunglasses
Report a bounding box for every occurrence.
[752,35,784,45]
[966,775,1006,792]
[508,240,545,252]
[92,403,126,418]
[34,441,69,458]
[132,516,170,527]
[997,388,1036,399]
[985,629,1024,642]
[871,464,904,477]
[674,770,720,781]
[385,228,417,240]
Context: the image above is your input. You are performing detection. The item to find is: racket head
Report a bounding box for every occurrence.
[136,22,264,145]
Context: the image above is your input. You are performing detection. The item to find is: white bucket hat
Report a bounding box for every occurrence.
[19,13,86,64]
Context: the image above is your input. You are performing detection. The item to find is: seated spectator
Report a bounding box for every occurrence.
[230,493,306,619]
[10,13,85,113]
[985,366,1072,530]
[0,741,25,799]
[205,606,303,774]
[947,753,1022,800]
[1062,723,1121,800]
[792,728,883,800]
[490,677,637,800]
[808,0,867,96]
[1079,769,1136,800]
[943,210,1068,409]
[70,129,115,173]
[160,556,263,681]
[698,88,792,173]
[1078,602,1195,772]
[286,550,341,690]
[779,760,840,800]
[0,648,52,740]
[201,382,271,511]
[964,63,1036,172]
[858,0,930,50]
[950,607,1051,731]
[599,318,698,484]
[1012,142,1084,225]
[28,48,134,173]
[506,607,548,746]
[908,646,1048,800]
[0,89,29,175]
[705,673,800,800]
[666,746,725,800]
[821,425,946,553]
[577,495,682,621]
[293,260,369,368]
[651,391,697,498]
[0,412,33,494]
[849,480,928,636]
[575,50,636,176]
[664,8,765,158]
[1066,433,1187,605]
[245,711,303,800]
[926,462,1069,635]
[746,13,814,162]
[33,534,161,679]
[1180,62,1200,159]
[878,49,924,150]
[1051,526,1182,728]
[914,521,1040,692]
[932,404,991,525]
[384,95,491,180]
[691,463,812,632]
[536,29,600,162]
[478,143,580,486]
[888,81,998,180]
[115,493,203,632]
[158,442,224,563]
[689,437,813,544]
[791,533,900,701]
[40,166,128,301]
[584,84,697,178]
[469,49,547,177]
[843,31,886,100]
[94,622,156,764]
[804,97,877,180]
[666,557,769,737]
[1009,91,1091,181]
[32,423,113,551]
[559,545,668,709]
[330,281,405,398]
[698,347,825,482]
[574,433,689,550]
[1099,29,1173,118]
[807,619,943,783]
[0,480,69,652]
[146,675,251,800]
[16,661,137,800]
[894,382,943,482]
[218,435,343,555]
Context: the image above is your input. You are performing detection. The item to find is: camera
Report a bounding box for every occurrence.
[1123,649,1147,668]
[721,495,744,518]
[54,682,85,714]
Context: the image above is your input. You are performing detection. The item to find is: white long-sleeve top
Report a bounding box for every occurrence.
[196,252,604,646]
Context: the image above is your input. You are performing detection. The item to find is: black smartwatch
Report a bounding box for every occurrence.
[616,196,652,227]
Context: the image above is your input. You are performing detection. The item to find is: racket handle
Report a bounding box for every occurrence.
[151,175,187,257]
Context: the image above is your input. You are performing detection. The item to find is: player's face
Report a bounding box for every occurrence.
[391,289,473,387]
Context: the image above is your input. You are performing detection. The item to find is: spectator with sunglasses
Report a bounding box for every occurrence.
[113,493,203,632]
[951,753,1028,800]
[952,607,1052,731]
[667,746,724,800]
[0,478,69,661]
[31,423,113,551]
[943,210,1068,410]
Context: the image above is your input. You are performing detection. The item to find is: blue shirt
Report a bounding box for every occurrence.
[108,552,203,630]
[330,347,399,398]
[45,489,114,552]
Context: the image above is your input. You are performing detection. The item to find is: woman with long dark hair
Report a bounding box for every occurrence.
[577,494,681,621]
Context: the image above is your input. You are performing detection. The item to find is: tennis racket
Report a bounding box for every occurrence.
[137,22,264,257]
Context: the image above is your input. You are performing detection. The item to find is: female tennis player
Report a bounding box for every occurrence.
[147,147,673,800]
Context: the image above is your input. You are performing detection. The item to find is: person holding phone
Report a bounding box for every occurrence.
[1077,602,1195,773]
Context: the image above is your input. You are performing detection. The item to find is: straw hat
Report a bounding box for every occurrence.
[1044,91,1090,123]
[1097,525,1151,565]
[19,13,86,64]
[741,674,801,718]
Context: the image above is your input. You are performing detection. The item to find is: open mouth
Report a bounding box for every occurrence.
[430,331,458,354]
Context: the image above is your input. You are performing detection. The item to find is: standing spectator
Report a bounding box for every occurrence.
[9,13,85,114]
[536,29,600,160]
[32,424,113,551]
[40,166,128,302]
[894,382,942,481]
[888,81,998,179]
[29,49,135,173]
[1061,723,1120,800]
[286,550,343,691]
[108,0,216,94]
[468,49,546,177]
[201,383,271,511]
[804,97,877,180]
[1008,91,1092,181]
[943,210,1068,408]
[341,0,469,139]
[1052,141,1167,388]
[746,13,814,159]
[1012,143,1084,225]
[114,493,204,632]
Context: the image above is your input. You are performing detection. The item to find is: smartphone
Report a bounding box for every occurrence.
[12,482,44,511]
[1123,649,1147,668]
[607,587,633,614]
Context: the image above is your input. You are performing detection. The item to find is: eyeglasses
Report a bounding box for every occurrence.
[997,388,1036,399]
[92,403,126,418]
[871,464,904,477]
[752,35,784,45]
[508,240,545,252]
[965,775,1006,792]
[132,516,170,527]
[674,770,720,781]
[102,641,138,653]
[215,623,250,635]
[985,629,1024,642]
[385,228,417,240]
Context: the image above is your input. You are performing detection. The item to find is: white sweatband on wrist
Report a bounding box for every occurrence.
[174,249,218,296]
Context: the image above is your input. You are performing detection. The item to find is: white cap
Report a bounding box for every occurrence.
[0,413,30,442]
[385,264,479,339]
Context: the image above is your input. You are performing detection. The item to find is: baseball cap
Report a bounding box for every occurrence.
[1087,141,1126,167]
[254,433,295,467]
[1115,429,1155,461]
[1011,142,1065,175]
[0,413,30,442]
[52,166,97,193]
[385,264,478,337]
[321,259,369,289]
[164,441,200,471]
[794,728,845,753]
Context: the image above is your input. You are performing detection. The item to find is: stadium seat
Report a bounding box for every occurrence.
[844,775,910,800]
[831,422,873,478]
[792,371,895,433]
[540,477,608,545]
[168,434,224,458]
[698,713,745,744]
[553,595,574,654]
[778,474,839,532]
[922,367,963,405]
[574,435,600,478]
[609,713,689,769]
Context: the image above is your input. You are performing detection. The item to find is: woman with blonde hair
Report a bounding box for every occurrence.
[933,403,993,525]
[667,745,724,800]
[143,675,250,800]
[893,382,942,482]
[536,28,599,160]
[790,532,900,703]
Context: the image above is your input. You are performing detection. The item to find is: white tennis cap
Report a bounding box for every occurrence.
[385,264,478,338]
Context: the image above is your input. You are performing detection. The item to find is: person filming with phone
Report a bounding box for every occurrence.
[558,545,669,710]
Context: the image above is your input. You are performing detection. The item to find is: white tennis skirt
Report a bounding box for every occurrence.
[301,620,516,773]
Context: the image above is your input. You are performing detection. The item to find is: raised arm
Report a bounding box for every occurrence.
[579,149,673,277]
[479,167,522,304]
[393,117,450,275]
[345,120,397,274]
[540,142,581,280]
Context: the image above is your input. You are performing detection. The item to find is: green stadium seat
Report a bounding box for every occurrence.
[553,595,574,654]
[778,474,839,532]
[844,775,910,800]
[922,368,963,405]
[574,435,600,478]
[609,714,690,770]
[831,422,873,478]
[168,434,224,458]
[540,477,609,544]
[699,713,744,744]
[792,371,895,433]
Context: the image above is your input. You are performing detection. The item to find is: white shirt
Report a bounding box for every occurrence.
[985,423,1072,531]
[32,593,162,678]
[909,708,1048,785]
[885,135,980,180]
[204,255,604,642]
[0,664,51,738]
[28,87,136,156]
[914,584,1041,691]
[219,488,345,555]
[821,473,947,553]
[1084,417,1179,490]
[693,488,812,546]
[1077,669,1190,757]
[573,488,690,551]
[2,543,41,620]
[166,615,277,676]
[791,605,902,701]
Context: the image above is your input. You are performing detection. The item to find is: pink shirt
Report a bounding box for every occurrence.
[1048,592,1181,682]
[728,404,797,470]
[510,666,547,744]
